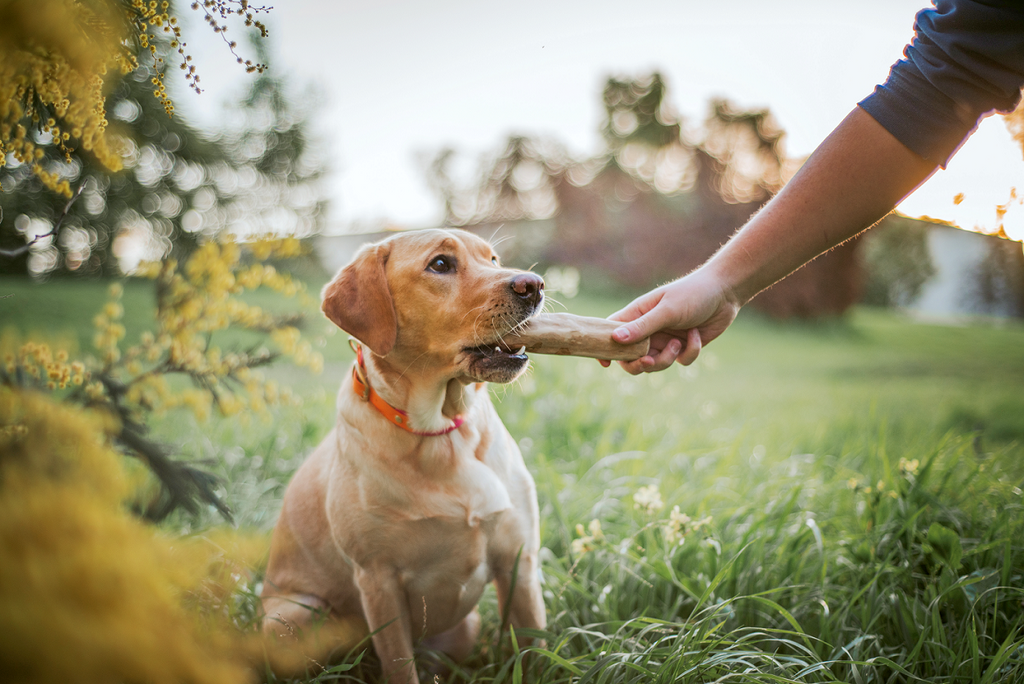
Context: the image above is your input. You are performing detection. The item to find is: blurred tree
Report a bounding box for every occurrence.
[424,135,564,226]
[432,72,871,317]
[0,0,319,279]
[694,99,785,204]
[601,72,681,153]
[0,34,325,278]
[861,215,937,308]
[216,34,326,240]
[0,64,234,277]
[971,235,1024,317]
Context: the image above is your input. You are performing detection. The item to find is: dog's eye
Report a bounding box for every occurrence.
[427,256,452,274]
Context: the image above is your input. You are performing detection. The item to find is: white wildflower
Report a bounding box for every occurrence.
[662,505,690,545]
[633,484,664,515]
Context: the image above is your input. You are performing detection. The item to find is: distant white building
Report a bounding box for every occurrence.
[908,225,1022,319]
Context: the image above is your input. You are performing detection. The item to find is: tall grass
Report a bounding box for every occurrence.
[4,277,1024,682]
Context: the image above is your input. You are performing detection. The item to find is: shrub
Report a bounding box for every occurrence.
[861,214,936,308]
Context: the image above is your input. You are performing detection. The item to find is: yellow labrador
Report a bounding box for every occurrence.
[261,229,547,683]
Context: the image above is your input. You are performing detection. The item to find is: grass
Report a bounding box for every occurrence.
[3,275,1024,683]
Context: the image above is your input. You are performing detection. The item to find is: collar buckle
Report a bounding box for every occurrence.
[349,338,371,401]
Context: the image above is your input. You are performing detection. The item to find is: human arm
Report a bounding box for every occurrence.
[602,0,1024,374]
[604,106,938,374]
[604,0,1024,374]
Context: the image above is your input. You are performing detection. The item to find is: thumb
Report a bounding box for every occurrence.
[612,306,671,343]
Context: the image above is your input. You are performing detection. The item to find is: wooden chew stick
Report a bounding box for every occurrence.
[503,312,650,361]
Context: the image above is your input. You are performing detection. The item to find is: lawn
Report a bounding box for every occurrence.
[3,274,1024,682]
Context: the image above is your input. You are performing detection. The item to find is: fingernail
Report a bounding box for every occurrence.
[670,340,682,355]
[613,327,630,341]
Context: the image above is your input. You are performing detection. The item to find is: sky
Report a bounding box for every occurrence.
[178,0,1024,240]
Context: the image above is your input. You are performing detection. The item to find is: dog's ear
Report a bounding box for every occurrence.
[321,243,397,356]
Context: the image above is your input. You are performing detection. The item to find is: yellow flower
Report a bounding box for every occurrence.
[0,387,314,683]
[898,458,920,476]
[219,394,242,417]
[103,302,124,320]
[571,519,604,556]
[0,423,29,444]
[135,261,161,279]
[271,326,300,355]
[85,381,105,400]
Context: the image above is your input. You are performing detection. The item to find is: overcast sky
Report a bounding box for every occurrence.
[178,0,1024,241]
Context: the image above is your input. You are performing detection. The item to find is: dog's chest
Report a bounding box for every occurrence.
[354,437,514,526]
[395,516,496,634]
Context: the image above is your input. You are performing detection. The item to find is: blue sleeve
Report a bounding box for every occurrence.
[858,0,1024,168]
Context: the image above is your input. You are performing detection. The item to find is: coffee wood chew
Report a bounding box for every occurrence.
[504,313,650,360]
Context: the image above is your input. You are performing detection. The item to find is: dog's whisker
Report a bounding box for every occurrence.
[487,223,506,244]
[469,309,492,348]
[395,349,431,384]
[508,315,532,336]
[543,296,568,312]
[490,234,514,249]
[460,302,490,324]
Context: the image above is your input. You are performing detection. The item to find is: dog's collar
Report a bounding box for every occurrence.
[349,340,465,437]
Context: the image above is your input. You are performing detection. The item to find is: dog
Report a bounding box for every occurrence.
[261,229,547,683]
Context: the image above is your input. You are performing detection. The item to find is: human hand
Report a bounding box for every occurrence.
[599,268,741,374]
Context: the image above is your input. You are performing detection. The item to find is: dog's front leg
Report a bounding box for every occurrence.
[494,548,546,646]
[354,565,418,684]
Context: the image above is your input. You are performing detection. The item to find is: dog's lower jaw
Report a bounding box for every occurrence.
[455,348,530,385]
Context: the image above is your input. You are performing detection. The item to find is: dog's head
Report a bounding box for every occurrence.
[322,229,544,384]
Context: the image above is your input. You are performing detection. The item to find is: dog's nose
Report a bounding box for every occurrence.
[511,273,544,307]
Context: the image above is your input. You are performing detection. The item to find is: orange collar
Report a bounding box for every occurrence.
[349,340,465,437]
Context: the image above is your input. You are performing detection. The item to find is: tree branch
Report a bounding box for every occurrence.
[0,183,85,259]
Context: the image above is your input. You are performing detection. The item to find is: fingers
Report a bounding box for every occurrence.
[677,328,702,366]
[609,291,668,344]
[612,308,668,345]
[600,274,723,373]
[616,358,649,375]
[607,289,660,324]
[647,336,684,371]
[612,328,705,375]
[617,336,682,375]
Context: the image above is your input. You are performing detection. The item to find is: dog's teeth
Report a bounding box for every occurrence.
[516,346,526,355]
[495,347,501,353]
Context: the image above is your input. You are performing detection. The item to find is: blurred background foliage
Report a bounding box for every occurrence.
[0,0,325,279]
[860,215,936,309]
[422,72,1024,320]
[4,5,1021,322]
[972,233,1024,316]
[421,72,867,317]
